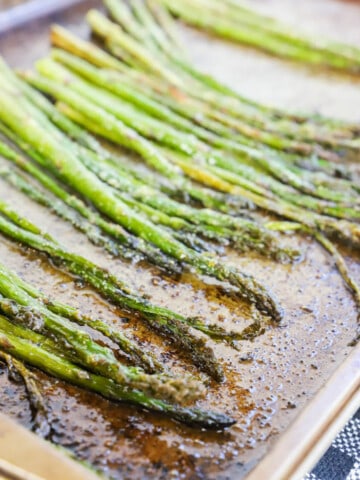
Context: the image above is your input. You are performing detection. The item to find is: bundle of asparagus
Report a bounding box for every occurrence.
[157,0,360,74]
[0,62,289,323]
[13,1,358,299]
[0,317,234,429]
[0,215,240,427]
[0,0,359,432]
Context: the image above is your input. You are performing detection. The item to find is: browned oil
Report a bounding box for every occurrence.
[0,0,359,478]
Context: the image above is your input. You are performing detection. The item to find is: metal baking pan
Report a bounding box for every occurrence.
[0,0,359,479]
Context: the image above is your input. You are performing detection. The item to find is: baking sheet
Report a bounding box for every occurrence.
[0,0,88,33]
[0,1,359,479]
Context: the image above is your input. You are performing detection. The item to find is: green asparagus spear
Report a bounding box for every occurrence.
[0,349,50,438]
[146,0,186,56]
[0,140,264,348]
[0,212,162,374]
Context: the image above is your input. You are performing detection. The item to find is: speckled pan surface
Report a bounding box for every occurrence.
[0,1,359,479]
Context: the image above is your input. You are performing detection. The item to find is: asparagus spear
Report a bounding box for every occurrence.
[38,57,357,206]
[0,349,51,438]
[14,58,249,212]
[105,0,147,44]
[138,0,356,123]
[33,52,346,202]
[48,24,340,133]
[0,164,132,257]
[0,197,256,350]
[0,162,272,342]
[54,49,354,182]
[130,0,176,56]
[0,207,163,374]
[106,0,322,131]
[13,56,242,215]
[146,0,186,56]
[25,103,297,260]
[75,149,302,259]
[0,318,235,428]
[88,9,185,88]
[0,200,272,342]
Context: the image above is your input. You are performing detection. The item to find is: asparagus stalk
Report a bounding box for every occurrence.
[0,318,235,428]
[58,50,353,181]
[0,349,51,438]
[18,72,251,213]
[0,208,162,374]
[0,139,272,314]
[126,0,360,145]
[18,66,242,216]
[76,153,303,261]
[36,57,357,211]
[0,169,268,342]
[0,54,258,216]
[0,202,257,350]
[0,165,133,258]
[130,0,176,56]
[137,0,329,116]
[105,0,147,44]
[146,0,186,56]
[31,105,297,259]
[88,9,185,88]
